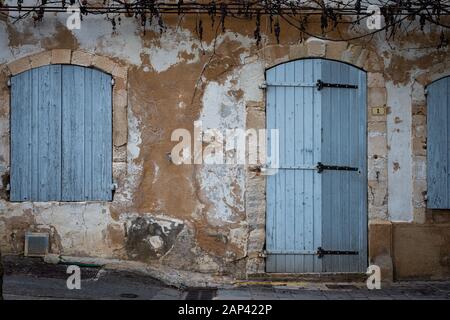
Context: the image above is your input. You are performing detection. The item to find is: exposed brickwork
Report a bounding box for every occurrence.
[245,101,266,275]
[6,56,32,75]
[71,50,94,67]
[306,39,326,57]
[325,42,348,60]
[51,49,71,64]
[92,55,116,74]
[29,51,52,69]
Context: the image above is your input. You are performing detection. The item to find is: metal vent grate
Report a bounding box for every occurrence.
[24,232,49,257]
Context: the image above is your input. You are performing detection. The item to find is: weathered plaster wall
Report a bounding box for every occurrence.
[393,223,450,279]
[0,14,267,279]
[0,10,449,281]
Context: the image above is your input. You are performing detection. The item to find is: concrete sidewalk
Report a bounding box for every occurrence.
[214,281,450,300]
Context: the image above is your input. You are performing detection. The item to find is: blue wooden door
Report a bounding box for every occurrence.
[265,59,367,273]
[427,76,450,208]
[320,60,367,272]
[10,65,112,202]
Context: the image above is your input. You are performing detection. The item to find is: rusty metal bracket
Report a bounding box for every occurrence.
[316,79,358,91]
[317,247,359,259]
[316,162,359,173]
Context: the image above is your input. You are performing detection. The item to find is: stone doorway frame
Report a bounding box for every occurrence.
[244,39,390,277]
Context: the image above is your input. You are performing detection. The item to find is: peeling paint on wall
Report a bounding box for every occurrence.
[386,82,413,222]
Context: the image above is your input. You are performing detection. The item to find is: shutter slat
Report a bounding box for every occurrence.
[30,68,39,200]
[84,68,93,200]
[38,65,62,200]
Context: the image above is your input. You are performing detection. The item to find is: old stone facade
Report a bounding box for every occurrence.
[0,12,449,285]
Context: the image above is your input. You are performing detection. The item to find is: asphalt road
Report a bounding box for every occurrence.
[2,256,450,300]
[2,255,184,300]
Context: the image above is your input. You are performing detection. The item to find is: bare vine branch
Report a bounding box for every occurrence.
[0,1,449,47]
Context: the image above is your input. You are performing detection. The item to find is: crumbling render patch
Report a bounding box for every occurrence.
[125,216,184,260]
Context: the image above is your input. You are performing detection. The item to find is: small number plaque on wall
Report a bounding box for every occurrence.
[371,106,386,116]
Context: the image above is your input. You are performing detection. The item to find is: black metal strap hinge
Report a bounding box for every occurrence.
[317,247,359,259]
[316,162,358,173]
[316,79,358,91]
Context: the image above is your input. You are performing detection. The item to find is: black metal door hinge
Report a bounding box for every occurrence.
[316,162,358,173]
[316,79,358,91]
[317,247,359,258]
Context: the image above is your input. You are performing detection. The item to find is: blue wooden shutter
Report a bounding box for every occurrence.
[61,66,112,201]
[427,76,450,208]
[11,65,112,201]
[11,65,62,201]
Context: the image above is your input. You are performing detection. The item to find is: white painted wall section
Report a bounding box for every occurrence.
[387,82,413,221]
